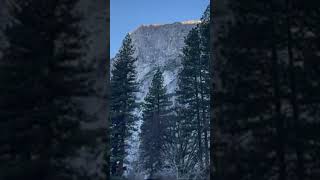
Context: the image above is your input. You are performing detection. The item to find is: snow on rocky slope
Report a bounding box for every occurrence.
[130,20,200,102]
[112,20,200,103]
[112,20,200,174]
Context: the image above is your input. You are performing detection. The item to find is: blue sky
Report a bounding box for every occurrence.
[111,0,209,58]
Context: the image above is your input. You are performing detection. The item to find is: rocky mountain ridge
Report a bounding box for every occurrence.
[115,20,200,102]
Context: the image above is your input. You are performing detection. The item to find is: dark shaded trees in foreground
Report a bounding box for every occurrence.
[0,0,106,179]
[212,0,320,180]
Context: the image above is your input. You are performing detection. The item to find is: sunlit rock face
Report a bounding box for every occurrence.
[129,20,200,101]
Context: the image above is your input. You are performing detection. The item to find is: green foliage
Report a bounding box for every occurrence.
[139,68,173,177]
[174,6,210,177]
[110,34,138,177]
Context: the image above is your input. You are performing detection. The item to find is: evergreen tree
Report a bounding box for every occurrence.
[199,6,211,170]
[174,6,210,178]
[139,68,173,178]
[110,34,138,178]
[175,27,210,180]
[0,0,96,179]
[176,26,203,173]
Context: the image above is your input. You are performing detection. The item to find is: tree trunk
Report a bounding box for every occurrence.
[195,71,204,170]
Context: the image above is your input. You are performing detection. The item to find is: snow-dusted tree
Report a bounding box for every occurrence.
[139,68,173,178]
[174,6,210,176]
[110,34,139,178]
[198,6,210,170]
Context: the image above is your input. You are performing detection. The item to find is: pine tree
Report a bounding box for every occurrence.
[0,0,96,179]
[175,26,203,173]
[139,68,173,178]
[110,34,138,178]
[174,7,210,177]
[199,6,211,171]
[175,26,210,179]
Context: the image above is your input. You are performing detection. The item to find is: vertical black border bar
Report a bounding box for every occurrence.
[106,0,110,179]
